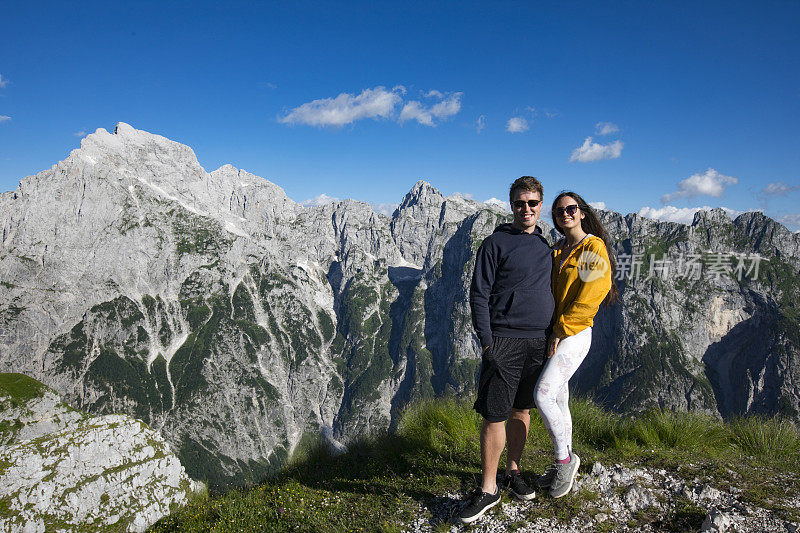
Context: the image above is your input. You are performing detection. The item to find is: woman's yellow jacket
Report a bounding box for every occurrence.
[551,235,612,338]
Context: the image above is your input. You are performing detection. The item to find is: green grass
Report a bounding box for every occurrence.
[396,397,482,460]
[728,416,800,457]
[150,396,800,532]
[0,373,50,405]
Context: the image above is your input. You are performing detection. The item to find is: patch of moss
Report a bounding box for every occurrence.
[149,355,173,410]
[171,208,229,257]
[235,320,270,349]
[84,348,167,422]
[0,373,50,404]
[317,310,335,343]
[1,304,25,320]
[89,296,144,330]
[231,283,256,323]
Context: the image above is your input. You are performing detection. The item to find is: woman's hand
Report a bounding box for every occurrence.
[547,335,561,358]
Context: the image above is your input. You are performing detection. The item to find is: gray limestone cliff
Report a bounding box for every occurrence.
[0,373,201,532]
[1,123,798,489]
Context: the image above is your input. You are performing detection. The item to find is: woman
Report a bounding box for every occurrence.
[534,191,618,498]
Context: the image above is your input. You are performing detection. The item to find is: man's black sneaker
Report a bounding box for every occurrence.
[503,469,536,500]
[534,464,557,490]
[458,487,501,524]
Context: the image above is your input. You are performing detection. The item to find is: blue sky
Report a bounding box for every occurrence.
[1,1,799,229]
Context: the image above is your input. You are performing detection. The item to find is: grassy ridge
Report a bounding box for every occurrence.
[0,373,51,405]
[150,398,800,532]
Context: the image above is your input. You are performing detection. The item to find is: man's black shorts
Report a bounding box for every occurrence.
[473,336,547,422]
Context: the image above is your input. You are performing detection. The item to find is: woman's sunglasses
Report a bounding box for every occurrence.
[552,204,580,217]
[512,199,542,210]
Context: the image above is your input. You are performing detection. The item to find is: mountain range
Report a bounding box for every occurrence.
[1,123,798,489]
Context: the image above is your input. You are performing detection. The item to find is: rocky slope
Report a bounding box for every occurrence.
[1,123,798,489]
[409,461,800,532]
[0,373,201,532]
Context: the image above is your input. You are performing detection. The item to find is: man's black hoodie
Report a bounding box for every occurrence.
[469,223,554,348]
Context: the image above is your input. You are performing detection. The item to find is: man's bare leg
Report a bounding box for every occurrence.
[505,408,530,473]
[480,419,506,493]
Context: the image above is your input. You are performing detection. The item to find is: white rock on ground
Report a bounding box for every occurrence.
[0,377,203,532]
[404,461,800,532]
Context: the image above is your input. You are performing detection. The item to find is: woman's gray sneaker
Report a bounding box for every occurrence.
[458,488,501,524]
[549,452,581,498]
[504,470,536,500]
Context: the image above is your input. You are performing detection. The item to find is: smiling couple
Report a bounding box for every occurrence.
[460,176,618,524]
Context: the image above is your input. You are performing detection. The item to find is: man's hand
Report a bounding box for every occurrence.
[547,335,561,358]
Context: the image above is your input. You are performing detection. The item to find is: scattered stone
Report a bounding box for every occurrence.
[702,507,734,532]
[591,461,606,476]
[623,483,658,513]
[403,463,800,532]
[698,484,723,502]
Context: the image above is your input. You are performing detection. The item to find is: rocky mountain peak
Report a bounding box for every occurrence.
[73,122,204,181]
[113,121,136,135]
[692,207,732,227]
[397,180,444,211]
[733,210,800,261]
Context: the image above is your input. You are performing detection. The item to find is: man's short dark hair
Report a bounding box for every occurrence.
[509,176,543,202]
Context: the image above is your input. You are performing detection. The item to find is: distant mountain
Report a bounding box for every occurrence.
[1,123,798,488]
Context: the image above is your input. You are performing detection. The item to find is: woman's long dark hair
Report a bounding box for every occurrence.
[552,191,619,305]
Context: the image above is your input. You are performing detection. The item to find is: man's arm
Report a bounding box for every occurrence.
[470,240,497,350]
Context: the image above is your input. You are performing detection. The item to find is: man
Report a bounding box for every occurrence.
[458,176,554,524]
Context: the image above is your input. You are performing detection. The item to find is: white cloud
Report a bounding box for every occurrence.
[399,92,462,127]
[638,205,746,225]
[484,198,509,210]
[764,183,796,195]
[452,192,475,200]
[369,202,399,216]
[0,74,8,88]
[757,182,800,208]
[279,86,403,127]
[0,115,11,123]
[475,115,486,133]
[569,137,623,163]
[73,130,87,137]
[660,168,738,203]
[595,122,619,135]
[300,193,340,207]
[506,117,529,133]
[431,93,461,118]
[399,101,433,126]
[760,182,800,197]
[588,201,606,210]
[777,213,800,231]
[280,86,462,128]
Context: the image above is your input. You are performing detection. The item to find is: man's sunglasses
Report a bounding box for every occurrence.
[512,199,542,210]
[552,204,580,217]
